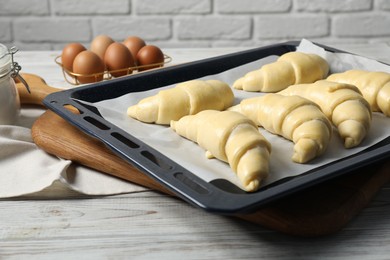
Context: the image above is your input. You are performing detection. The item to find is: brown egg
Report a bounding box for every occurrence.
[104,42,135,77]
[123,36,146,61]
[136,45,164,71]
[72,50,105,84]
[61,43,86,73]
[90,35,114,61]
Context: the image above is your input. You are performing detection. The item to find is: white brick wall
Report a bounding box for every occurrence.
[1,0,389,50]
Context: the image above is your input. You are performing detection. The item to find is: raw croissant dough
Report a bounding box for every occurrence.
[233,52,329,92]
[229,94,332,163]
[127,79,234,125]
[170,110,271,192]
[327,70,390,117]
[279,80,372,148]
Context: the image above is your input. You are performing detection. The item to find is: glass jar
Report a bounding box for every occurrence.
[0,44,20,125]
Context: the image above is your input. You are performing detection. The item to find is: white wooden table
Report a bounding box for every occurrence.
[1,43,390,259]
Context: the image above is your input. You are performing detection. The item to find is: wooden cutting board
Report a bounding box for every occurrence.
[18,73,390,237]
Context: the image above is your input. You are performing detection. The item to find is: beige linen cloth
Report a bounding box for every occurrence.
[0,107,146,198]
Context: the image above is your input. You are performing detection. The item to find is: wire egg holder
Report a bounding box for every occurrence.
[55,54,172,85]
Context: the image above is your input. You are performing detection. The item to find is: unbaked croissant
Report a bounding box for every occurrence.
[127,79,234,125]
[233,52,329,92]
[279,80,372,148]
[170,110,271,192]
[327,70,390,117]
[229,94,332,163]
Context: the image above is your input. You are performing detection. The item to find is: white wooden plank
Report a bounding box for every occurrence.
[1,187,390,259]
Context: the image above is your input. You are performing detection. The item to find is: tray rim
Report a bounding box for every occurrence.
[43,41,390,214]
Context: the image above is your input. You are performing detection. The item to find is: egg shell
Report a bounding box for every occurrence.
[136,45,164,71]
[123,36,146,61]
[61,43,86,73]
[91,35,114,61]
[104,42,135,77]
[72,50,105,84]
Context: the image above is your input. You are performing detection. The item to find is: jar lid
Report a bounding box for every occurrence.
[0,43,12,78]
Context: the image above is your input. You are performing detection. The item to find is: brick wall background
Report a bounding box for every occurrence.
[1,0,390,50]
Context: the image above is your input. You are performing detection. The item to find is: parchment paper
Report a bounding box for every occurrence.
[89,39,390,191]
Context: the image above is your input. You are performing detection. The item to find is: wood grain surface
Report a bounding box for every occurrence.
[22,73,390,236]
[15,73,59,106]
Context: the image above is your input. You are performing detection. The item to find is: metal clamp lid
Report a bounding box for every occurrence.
[9,47,30,93]
[0,45,30,93]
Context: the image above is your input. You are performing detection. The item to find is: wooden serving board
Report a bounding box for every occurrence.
[19,74,390,237]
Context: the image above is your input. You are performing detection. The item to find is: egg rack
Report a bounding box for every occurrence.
[55,54,172,85]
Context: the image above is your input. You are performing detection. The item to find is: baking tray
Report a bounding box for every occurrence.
[43,41,390,214]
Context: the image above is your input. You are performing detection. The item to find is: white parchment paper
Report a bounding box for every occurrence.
[88,39,390,191]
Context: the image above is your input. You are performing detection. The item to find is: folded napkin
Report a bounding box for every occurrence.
[0,107,147,198]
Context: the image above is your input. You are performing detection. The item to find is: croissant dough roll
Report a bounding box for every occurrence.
[327,70,390,116]
[279,80,372,148]
[233,52,329,92]
[127,79,234,125]
[170,110,271,192]
[229,94,332,163]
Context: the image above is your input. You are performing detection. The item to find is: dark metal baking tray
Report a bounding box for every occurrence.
[43,41,390,214]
